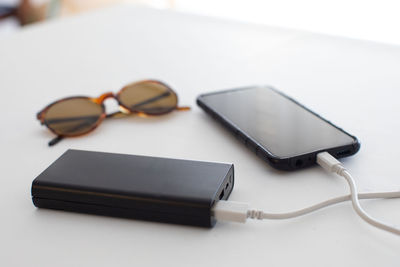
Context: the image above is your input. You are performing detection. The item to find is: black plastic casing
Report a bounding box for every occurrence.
[197,86,360,171]
[31,149,234,228]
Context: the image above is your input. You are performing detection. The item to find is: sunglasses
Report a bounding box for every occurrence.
[37,80,190,146]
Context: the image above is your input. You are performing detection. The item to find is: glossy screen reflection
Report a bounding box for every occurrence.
[201,87,356,158]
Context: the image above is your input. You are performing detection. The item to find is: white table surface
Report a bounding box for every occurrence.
[1,5,399,266]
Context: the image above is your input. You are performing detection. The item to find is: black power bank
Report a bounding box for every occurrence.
[31,149,234,228]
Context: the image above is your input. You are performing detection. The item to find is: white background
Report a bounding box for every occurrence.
[1,0,400,45]
[175,0,400,45]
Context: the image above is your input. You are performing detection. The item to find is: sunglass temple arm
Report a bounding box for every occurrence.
[176,106,191,111]
[48,136,64,146]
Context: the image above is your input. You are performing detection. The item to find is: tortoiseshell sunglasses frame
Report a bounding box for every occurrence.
[37,80,190,146]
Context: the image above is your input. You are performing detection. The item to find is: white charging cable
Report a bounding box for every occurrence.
[212,152,400,235]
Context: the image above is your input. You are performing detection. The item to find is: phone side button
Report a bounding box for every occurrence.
[246,139,258,153]
[236,132,247,144]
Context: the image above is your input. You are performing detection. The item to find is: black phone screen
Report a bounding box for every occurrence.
[198,86,358,159]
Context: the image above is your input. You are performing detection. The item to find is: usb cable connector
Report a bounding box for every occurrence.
[212,152,400,236]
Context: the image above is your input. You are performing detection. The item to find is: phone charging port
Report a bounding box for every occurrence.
[337,150,351,157]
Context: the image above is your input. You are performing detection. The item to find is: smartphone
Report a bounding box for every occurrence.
[197,86,360,170]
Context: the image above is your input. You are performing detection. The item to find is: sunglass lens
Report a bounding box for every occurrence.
[43,98,103,136]
[118,81,178,115]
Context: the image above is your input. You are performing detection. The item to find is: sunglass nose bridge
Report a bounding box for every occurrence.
[93,92,116,104]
